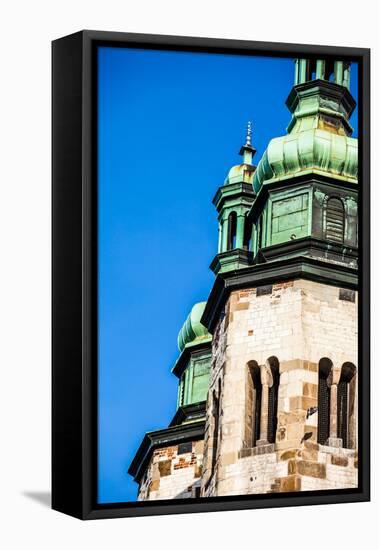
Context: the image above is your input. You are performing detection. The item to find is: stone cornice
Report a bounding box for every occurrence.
[169,401,206,427]
[201,253,358,333]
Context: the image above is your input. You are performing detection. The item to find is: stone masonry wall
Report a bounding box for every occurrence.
[138,440,204,500]
[202,278,358,497]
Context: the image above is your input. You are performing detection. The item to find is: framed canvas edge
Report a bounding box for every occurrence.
[52,29,371,520]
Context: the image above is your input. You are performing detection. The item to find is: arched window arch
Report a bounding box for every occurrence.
[317,358,333,444]
[227,212,237,250]
[243,212,253,251]
[325,197,345,244]
[337,362,357,448]
[245,361,262,447]
[266,356,280,444]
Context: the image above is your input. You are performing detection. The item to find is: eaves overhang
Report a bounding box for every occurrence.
[128,420,205,484]
[212,182,256,212]
[171,340,212,379]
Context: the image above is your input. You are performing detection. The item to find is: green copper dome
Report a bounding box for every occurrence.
[224,162,255,185]
[253,129,358,193]
[177,302,211,352]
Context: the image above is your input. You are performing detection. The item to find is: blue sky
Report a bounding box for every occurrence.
[98,46,358,503]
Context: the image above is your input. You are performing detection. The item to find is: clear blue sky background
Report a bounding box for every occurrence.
[98,46,358,503]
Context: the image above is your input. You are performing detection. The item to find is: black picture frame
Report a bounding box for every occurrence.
[52,30,370,520]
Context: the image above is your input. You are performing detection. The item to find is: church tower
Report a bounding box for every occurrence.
[129,57,359,500]
[201,58,359,496]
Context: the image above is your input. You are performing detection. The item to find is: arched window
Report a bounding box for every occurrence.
[325,197,345,244]
[227,212,237,250]
[257,215,263,250]
[317,358,332,444]
[243,212,253,251]
[267,356,280,444]
[245,361,262,447]
[211,378,221,474]
[337,362,357,448]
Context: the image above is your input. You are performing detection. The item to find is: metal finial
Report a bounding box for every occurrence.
[245,121,252,147]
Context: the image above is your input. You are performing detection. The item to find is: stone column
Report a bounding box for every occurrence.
[316,59,325,80]
[256,363,273,449]
[327,366,342,447]
[343,63,351,89]
[298,59,308,84]
[334,61,344,85]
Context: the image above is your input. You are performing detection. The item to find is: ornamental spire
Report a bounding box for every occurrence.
[245,121,252,147]
[239,120,256,164]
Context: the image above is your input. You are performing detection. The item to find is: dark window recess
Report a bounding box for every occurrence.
[267,371,280,444]
[250,365,262,447]
[337,379,349,447]
[325,197,345,243]
[266,358,280,444]
[243,212,253,251]
[257,215,263,249]
[227,211,237,250]
[306,59,317,81]
[177,441,192,455]
[324,60,335,82]
[317,376,330,445]
[211,381,221,475]
[256,284,272,297]
[339,288,355,303]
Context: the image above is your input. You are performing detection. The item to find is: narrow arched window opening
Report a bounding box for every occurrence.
[246,361,262,447]
[243,212,253,251]
[227,212,237,251]
[317,358,332,444]
[337,362,357,448]
[325,197,345,244]
[211,378,221,475]
[267,356,280,444]
[257,215,263,250]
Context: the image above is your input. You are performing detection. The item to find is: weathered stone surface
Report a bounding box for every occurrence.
[277,474,301,492]
[331,455,348,467]
[297,460,326,479]
[158,460,172,476]
[279,449,297,461]
[150,479,160,491]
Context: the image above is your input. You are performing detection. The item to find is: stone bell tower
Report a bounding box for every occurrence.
[201,59,359,496]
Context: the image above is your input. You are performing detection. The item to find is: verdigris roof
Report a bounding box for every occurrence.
[177,302,211,352]
[224,162,255,185]
[253,128,358,193]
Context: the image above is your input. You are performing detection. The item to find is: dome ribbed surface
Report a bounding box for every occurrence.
[253,129,357,193]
